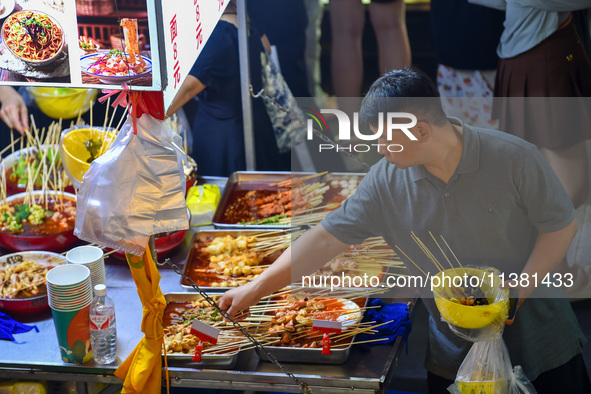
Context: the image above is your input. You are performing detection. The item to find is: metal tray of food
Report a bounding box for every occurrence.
[254,295,368,364]
[212,171,330,230]
[212,171,293,229]
[180,229,286,291]
[163,292,240,368]
[320,172,366,210]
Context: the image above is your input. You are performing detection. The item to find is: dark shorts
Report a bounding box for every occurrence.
[427,353,591,394]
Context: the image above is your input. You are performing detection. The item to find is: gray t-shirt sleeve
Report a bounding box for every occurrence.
[516,145,576,233]
[321,166,384,245]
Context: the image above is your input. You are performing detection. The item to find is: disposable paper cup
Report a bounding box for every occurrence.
[66,245,103,264]
[50,304,93,363]
[46,264,91,287]
[66,246,106,290]
[47,265,92,310]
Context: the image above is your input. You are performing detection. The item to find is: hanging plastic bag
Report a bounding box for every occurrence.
[431,267,536,394]
[448,340,537,394]
[74,114,189,255]
[258,49,307,153]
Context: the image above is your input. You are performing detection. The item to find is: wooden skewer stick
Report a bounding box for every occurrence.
[102,97,111,131]
[331,338,390,348]
[0,135,22,157]
[115,105,130,131]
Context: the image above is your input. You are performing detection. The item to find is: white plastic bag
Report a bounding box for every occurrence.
[433,267,537,394]
[448,339,537,394]
[74,114,189,255]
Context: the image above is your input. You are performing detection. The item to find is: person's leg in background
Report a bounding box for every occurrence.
[368,0,411,75]
[329,0,365,103]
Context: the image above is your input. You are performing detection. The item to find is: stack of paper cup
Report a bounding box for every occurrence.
[66,245,106,292]
[46,264,93,364]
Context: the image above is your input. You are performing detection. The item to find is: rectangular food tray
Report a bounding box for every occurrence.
[212,171,316,230]
[163,292,239,368]
[180,229,286,291]
[255,296,368,364]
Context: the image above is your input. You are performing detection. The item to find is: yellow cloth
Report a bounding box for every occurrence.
[114,247,167,394]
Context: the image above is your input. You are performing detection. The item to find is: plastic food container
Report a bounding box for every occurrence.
[433,267,509,330]
[29,88,97,119]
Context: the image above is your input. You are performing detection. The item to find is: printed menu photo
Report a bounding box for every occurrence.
[76,0,153,87]
[0,0,71,83]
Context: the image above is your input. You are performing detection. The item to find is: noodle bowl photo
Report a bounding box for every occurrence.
[1,10,65,66]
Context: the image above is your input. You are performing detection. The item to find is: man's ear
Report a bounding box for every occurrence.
[414,121,431,143]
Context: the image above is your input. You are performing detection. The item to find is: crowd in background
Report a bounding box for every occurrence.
[1,0,590,202]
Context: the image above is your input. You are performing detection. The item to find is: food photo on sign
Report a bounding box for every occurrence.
[0,0,70,83]
[76,0,152,87]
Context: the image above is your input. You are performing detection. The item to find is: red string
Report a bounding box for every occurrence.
[97,85,163,135]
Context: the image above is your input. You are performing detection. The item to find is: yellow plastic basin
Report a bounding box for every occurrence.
[61,128,115,182]
[29,88,97,119]
[433,267,509,329]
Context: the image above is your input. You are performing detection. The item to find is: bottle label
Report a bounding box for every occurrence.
[90,313,112,330]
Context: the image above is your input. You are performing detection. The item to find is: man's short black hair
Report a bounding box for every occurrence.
[359,68,448,128]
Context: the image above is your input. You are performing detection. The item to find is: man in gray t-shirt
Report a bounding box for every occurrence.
[220,69,589,393]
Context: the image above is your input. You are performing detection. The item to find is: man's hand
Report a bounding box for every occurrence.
[0,87,29,135]
[503,218,578,325]
[219,282,262,319]
[502,284,525,325]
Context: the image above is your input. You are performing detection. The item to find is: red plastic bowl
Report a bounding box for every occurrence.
[0,251,66,313]
[110,229,188,259]
[2,145,76,196]
[0,191,78,253]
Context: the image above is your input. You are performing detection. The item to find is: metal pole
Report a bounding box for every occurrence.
[237,0,256,170]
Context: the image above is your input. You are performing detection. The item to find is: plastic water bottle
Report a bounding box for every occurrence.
[90,284,117,364]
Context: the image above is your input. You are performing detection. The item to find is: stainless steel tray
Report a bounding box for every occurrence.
[212,171,324,230]
[319,172,366,209]
[180,229,285,291]
[163,292,239,368]
[254,296,368,364]
[255,341,353,364]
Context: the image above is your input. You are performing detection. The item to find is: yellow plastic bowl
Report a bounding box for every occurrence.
[29,88,97,119]
[433,268,509,329]
[61,128,115,182]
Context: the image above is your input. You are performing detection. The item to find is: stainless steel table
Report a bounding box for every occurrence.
[0,177,416,394]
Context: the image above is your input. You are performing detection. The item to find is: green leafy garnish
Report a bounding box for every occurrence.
[84,139,103,163]
[13,203,30,222]
[240,214,289,225]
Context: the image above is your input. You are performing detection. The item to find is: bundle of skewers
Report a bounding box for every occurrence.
[395,232,497,307]
[1,120,70,196]
[241,287,393,350]
[251,232,406,288]
[184,229,305,288]
[163,295,263,356]
[310,236,405,286]
[222,173,331,226]
[0,122,74,236]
